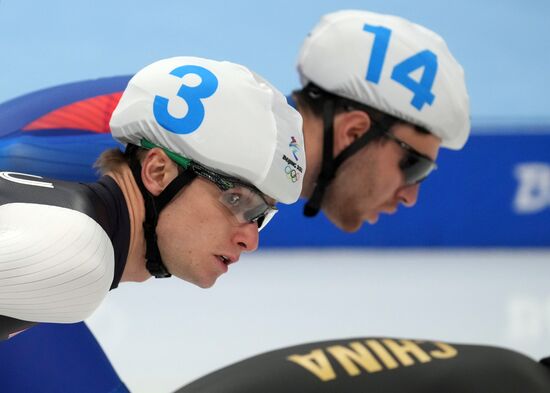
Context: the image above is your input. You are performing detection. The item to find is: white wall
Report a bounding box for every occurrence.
[88,249,550,393]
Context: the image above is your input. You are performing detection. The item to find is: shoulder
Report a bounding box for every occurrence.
[0,171,93,212]
[0,203,115,323]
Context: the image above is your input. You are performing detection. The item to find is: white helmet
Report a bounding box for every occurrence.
[110,56,305,204]
[297,10,470,150]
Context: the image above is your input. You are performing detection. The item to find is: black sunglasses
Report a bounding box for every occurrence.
[383,132,437,185]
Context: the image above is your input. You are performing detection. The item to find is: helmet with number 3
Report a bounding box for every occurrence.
[111,56,305,204]
[110,56,304,278]
[297,10,470,150]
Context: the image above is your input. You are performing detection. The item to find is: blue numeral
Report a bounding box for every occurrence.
[391,50,437,110]
[362,24,438,111]
[363,24,392,84]
[154,65,218,135]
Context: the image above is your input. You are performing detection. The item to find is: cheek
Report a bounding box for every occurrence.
[371,169,401,203]
[160,194,235,248]
[371,148,404,192]
[323,170,366,220]
[155,203,210,279]
[155,195,204,249]
[353,156,402,208]
[156,210,190,259]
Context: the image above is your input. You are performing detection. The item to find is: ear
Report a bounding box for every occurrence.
[332,110,372,156]
[140,148,179,196]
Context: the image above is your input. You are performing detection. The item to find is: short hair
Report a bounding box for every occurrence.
[94,146,147,176]
[292,83,430,136]
[94,145,185,177]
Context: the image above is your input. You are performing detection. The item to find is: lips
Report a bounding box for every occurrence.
[216,254,238,266]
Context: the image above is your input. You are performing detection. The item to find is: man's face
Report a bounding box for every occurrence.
[155,177,260,288]
[321,123,441,232]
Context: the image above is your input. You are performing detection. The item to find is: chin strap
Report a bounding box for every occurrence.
[126,144,197,278]
[303,92,390,218]
[304,99,335,217]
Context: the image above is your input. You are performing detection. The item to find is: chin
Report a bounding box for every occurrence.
[330,214,363,233]
[340,222,363,233]
[195,278,217,289]
[182,273,218,289]
[323,204,363,233]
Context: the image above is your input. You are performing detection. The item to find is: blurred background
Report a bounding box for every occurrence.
[0,1,549,392]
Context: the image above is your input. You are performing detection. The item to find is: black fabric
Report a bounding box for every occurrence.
[84,176,130,289]
[175,337,550,393]
[304,100,336,217]
[0,172,130,339]
[0,173,106,216]
[0,316,37,341]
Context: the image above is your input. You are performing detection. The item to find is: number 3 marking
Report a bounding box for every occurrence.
[154,65,219,134]
[363,23,437,111]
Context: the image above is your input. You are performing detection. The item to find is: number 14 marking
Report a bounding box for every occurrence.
[363,23,437,111]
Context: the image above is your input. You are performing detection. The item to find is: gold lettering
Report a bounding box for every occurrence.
[365,339,399,369]
[382,339,431,366]
[327,342,383,376]
[287,349,336,382]
[430,342,458,359]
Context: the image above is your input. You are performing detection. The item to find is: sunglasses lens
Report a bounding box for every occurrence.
[219,186,277,231]
[400,153,436,185]
[254,209,277,231]
[384,132,437,186]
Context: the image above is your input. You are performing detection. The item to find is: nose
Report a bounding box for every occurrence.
[233,222,260,252]
[396,183,420,207]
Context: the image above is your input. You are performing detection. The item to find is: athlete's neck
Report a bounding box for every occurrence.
[106,166,151,283]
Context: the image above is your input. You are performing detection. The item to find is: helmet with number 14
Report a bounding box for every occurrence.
[292,10,470,232]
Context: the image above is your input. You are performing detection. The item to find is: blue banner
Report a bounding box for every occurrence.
[264,131,550,247]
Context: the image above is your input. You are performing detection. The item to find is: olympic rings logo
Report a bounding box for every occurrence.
[285,165,299,183]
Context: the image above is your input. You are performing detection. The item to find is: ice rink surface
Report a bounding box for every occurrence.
[88,248,550,393]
